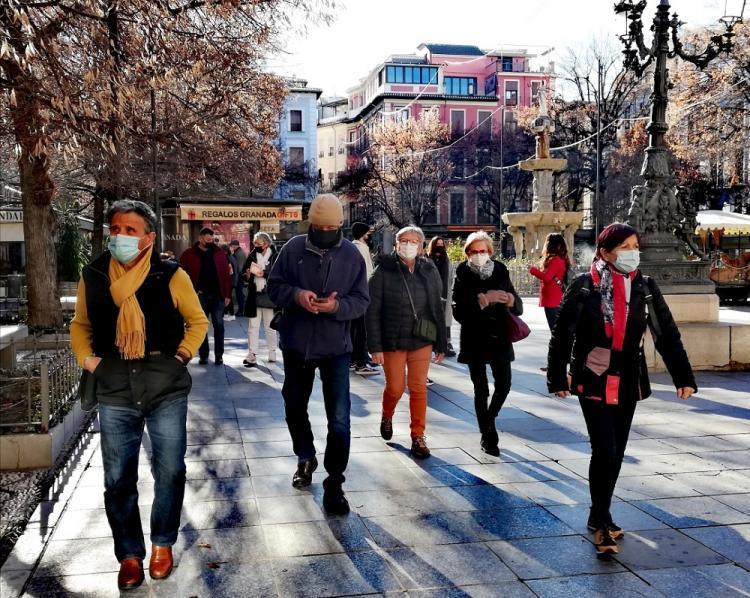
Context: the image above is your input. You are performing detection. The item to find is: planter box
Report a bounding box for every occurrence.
[0,401,89,470]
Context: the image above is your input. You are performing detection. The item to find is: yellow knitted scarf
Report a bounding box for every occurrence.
[108,245,153,360]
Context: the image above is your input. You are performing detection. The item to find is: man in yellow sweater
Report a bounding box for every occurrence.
[70,200,207,591]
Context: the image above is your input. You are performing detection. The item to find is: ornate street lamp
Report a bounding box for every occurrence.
[614,0,745,294]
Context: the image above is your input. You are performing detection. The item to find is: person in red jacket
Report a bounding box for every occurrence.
[180,227,232,364]
[529,233,571,331]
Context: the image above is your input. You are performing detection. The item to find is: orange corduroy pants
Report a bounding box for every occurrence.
[381,344,432,438]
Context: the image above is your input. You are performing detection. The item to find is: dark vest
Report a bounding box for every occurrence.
[83,252,185,357]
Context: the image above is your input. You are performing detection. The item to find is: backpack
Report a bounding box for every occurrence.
[553,265,575,291]
[571,275,662,338]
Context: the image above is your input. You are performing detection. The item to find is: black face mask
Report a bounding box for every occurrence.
[309,227,342,250]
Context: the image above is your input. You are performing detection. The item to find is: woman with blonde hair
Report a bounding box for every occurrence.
[366,226,447,458]
[452,231,522,456]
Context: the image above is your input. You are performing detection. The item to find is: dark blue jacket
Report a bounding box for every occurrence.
[267,234,369,359]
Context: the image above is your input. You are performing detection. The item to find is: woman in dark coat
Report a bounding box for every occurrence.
[547,223,696,556]
[452,231,522,457]
[241,232,278,366]
[366,226,447,458]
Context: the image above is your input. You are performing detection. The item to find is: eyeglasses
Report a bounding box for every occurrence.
[467,249,488,256]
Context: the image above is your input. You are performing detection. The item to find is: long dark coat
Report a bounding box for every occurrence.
[452,260,523,364]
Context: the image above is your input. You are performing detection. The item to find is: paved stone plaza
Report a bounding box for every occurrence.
[1,300,749,597]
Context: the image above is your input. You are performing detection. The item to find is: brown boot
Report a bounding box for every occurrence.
[410,435,431,459]
[593,529,618,555]
[118,557,144,590]
[149,545,174,580]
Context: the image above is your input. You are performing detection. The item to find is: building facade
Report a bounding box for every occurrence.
[318,43,553,237]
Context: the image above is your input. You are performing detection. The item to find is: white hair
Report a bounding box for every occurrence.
[464,231,494,255]
[395,226,425,244]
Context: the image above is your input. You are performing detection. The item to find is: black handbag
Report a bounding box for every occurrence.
[399,268,438,343]
[255,292,276,309]
[78,369,98,411]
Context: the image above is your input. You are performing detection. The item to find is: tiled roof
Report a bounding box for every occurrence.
[422,44,484,56]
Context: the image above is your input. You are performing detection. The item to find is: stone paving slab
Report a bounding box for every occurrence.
[3,304,750,596]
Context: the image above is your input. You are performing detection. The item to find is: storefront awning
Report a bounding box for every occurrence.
[696,210,750,235]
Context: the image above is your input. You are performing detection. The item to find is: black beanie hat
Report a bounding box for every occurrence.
[351,222,370,240]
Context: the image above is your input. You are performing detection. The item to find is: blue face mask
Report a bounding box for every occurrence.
[614,249,640,274]
[107,234,144,264]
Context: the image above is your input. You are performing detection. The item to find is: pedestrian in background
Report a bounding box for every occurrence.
[229,239,247,315]
[180,227,232,364]
[366,226,447,459]
[70,200,208,590]
[452,231,522,457]
[350,221,378,376]
[529,233,570,331]
[242,232,278,366]
[427,236,456,357]
[267,194,369,515]
[547,223,696,556]
[221,243,238,321]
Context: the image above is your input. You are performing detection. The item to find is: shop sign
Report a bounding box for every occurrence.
[180,204,302,222]
[0,210,23,223]
[259,221,281,233]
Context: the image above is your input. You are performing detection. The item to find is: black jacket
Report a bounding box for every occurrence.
[366,255,448,354]
[452,260,523,363]
[241,246,278,318]
[547,271,697,401]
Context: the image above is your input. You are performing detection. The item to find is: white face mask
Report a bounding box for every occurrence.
[397,243,419,260]
[469,252,490,267]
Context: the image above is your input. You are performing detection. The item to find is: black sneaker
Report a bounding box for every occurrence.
[323,488,350,516]
[480,437,500,457]
[215,358,223,365]
[198,358,208,365]
[593,528,618,555]
[291,456,318,488]
[587,515,623,540]
[444,348,456,358]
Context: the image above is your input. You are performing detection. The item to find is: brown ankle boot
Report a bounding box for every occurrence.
[410,435,431,459]
[149,545,174,579]
[118,557,144,590]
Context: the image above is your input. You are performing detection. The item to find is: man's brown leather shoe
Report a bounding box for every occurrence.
[118,557,144,590]
[149,545,174,580]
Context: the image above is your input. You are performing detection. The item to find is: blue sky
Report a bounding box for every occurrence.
[273,0,725,98]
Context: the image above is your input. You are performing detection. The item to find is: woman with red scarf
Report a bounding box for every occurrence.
[547,223,696,557]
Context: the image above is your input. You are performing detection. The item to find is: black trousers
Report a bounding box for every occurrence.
[579,397,637,527]
[350,315,369,367]
[467,357,512,441]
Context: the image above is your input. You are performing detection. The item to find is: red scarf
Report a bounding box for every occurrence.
[590,261,637,405]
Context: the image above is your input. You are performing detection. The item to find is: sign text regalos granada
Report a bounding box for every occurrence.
[180,205,303,222]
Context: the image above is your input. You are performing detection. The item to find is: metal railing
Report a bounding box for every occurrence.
[504,259,588,297]
[0,339,80,434]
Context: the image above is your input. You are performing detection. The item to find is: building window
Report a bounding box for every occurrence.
[444,77,477,96]
[450,110,465,138]
[328,146,334,156]
[477,190,494,224]
[290,110,303,132]
[476,148,491,172]
[451,150,464,178]
[386,65,438,84]
[502,57,513,72]
[484,75,497,96]
[450,192,465,224]
[289,147,304,170]
[505,81,519,106]
[531,81,542,105]
[504,110,517,132]
[477,110,492,143]
[422,194,437,224]
[338,145,344,154]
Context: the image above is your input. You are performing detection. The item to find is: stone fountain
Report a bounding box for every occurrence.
[501,93,582,259]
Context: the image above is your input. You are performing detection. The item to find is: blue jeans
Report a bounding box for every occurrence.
[99,397,187,561]
[198,293,225,361]
[281,351,351,487]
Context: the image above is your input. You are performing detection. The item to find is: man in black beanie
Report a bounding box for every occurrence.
[350,222,378,376]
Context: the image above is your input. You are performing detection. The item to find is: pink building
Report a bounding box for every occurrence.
[338,43,554,235]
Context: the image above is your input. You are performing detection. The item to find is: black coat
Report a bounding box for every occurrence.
[547,271,697,401]
[366,255,448,354]
[241,247,278,318]
[452,260,523,363]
